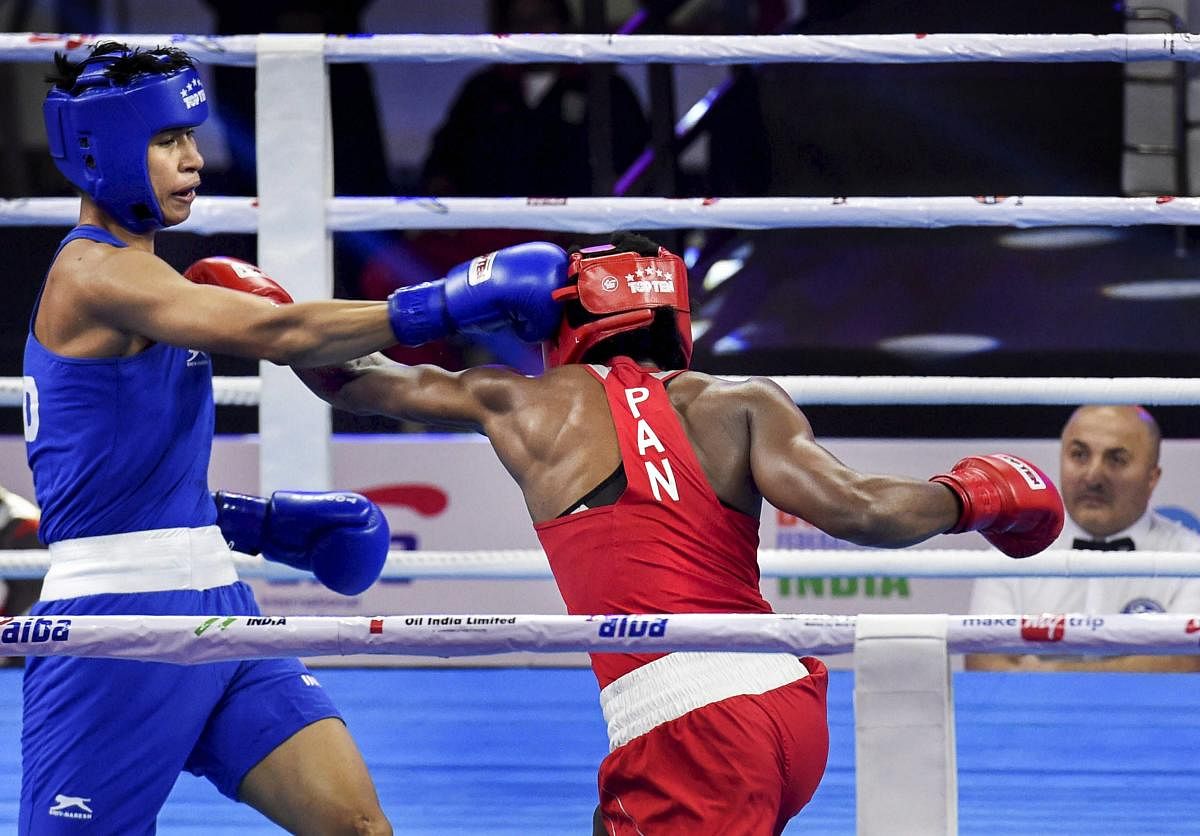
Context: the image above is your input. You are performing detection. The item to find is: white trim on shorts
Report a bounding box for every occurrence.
[599,651,808,751]
[42,525,239,600]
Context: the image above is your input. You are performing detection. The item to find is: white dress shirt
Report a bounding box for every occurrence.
[969,511,1200,615]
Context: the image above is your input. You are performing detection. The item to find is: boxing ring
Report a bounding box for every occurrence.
[2,29,1200,835]
[0,613,1198,835]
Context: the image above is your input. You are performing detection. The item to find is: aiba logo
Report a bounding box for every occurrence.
[29,34,92,51]
[597,615,668,639]
[0,617,71,644]
[1020,615,1065,642]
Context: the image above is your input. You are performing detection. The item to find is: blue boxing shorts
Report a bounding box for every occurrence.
[19,582,340,835]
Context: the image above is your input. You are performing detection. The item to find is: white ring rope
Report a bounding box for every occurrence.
[3,32,1194,570]
[0,375,261,408]
[1,549,1199,580]
[0,612,1195,663]
[2,40,1193,414]
[4,33,1200,66]
[4,375,1200,409]
[6,195,1200,233]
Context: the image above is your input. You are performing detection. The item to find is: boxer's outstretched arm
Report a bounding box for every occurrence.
[74,247,395,365]
[745,377,1063,556]
[744,377,960,547]
[295,353,522,432]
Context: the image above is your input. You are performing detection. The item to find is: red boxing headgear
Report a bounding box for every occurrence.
[543,244,692,369]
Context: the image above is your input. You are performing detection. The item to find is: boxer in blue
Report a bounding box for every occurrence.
[19,41,423,834]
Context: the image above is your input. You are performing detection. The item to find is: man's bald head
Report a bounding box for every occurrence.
[1059,405,1162,538]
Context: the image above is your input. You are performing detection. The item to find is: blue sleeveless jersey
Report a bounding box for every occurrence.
[23,225,216,543]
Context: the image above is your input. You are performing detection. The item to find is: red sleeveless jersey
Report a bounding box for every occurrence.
[534,358,770,688]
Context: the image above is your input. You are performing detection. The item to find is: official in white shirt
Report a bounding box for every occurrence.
[967,405,1200,672]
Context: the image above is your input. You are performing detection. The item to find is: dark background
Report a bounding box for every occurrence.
[3,0,1197,440]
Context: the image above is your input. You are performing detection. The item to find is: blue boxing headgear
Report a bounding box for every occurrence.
[43,44,208,233]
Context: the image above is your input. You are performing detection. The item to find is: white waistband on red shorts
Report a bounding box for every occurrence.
[599,651,808,750]
[42,525,239,600]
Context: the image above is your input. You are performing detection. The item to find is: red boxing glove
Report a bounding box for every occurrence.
[183,256,294,304]
[930,453,1064,558]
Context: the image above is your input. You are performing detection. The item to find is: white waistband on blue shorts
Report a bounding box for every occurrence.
[42,525,239,600]
[599,651,808,751]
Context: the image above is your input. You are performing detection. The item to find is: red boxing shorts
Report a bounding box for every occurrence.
[597,656,829,835]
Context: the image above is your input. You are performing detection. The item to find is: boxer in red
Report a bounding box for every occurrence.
[297,231,1064,835]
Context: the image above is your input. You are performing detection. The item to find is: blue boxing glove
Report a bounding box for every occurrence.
[213,490,390,596]
[388,241,567,345]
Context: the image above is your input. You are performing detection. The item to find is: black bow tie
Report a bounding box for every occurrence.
[1072,537,1136,551]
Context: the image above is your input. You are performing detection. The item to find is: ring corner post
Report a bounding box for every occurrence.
[253,33,333,493]
[854,613,958,836]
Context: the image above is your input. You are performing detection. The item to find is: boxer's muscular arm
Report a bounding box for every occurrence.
[743,377,960,547]
[300,359,586,521]
[744,377,1063,556]
[296,354,526,433]
[61,246,394,366]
